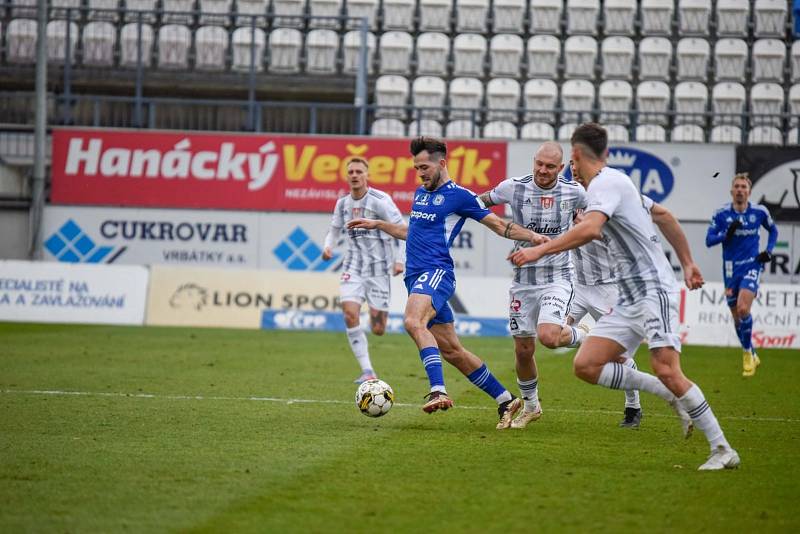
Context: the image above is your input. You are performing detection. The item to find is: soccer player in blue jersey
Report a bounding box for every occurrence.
[706,173,778,377]
[348,136,548,429]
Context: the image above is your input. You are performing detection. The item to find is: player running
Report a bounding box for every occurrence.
[477,142,590,429]
[322,157,405,384]
[511,123,739,470]
[705,173,778,377]
[348,136,548,429]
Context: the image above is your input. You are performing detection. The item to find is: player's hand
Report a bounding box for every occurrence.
[756,250,772,263]
[529,232,550,246]
[508,247,543,266]
[725,220,741,240]
[322,247,333,261]
[683,262,704,290]
[392,262,405,276]
[347,218,378,230]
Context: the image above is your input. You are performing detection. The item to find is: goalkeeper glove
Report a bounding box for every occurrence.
[756,250,772,263]
[725,220,742,240]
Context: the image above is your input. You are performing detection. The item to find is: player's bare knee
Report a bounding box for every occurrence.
[343,310,360,328]
[538,331,559,349]
[371,323,386,336]
[403,316,424,336]
[736,303,750,318]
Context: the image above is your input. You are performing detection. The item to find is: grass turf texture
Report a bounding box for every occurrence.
[1,323,799,533]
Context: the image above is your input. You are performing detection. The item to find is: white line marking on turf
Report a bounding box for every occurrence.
[2,389,798,423]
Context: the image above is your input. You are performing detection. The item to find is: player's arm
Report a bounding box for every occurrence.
[347,218,408,240]
[479,213,549,245]
[650,202,704,289]
[322,200,344,260]
[757,208,779,263]
[509,211,606,266]
[381,198,406,275]
[478,191,497,207]
[705,210,738,247]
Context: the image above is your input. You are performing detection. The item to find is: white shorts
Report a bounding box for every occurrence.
[508,280,573,338]
[568,283,618,322]
[339,272,391,311]
[590,290,682,353]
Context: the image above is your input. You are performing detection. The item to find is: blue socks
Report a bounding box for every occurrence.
[419,347,446,393]
[467,363,511,403]
[737,315,753,351]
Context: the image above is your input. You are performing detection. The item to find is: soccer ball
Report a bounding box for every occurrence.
[355,379,394,417]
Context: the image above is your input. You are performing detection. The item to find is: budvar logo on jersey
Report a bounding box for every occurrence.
[44,219,126,263]
[607,148,675,203]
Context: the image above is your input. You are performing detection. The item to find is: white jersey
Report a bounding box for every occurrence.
[571,237,616,286]
[585,167,677,304]
[325,188,404,277]
[490,174,587,284]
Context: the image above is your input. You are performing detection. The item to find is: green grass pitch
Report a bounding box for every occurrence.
[1,323,799,532]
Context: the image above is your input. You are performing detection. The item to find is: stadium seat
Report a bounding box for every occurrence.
[638,37,672,81]
[678,0,711,35]
[486,78,521,121]
[674,81,708,124]
[605,124,630,142]
[601,36,634,79]
[677,38,710,81]
[791,84,800,126]
[792,41,800,82]
[520,122,556,141]
[195,25,229,71]
[309,0,343,29]
[408,119,443,136]
[635,80,670,125]
[561,79,595,123]
[709,125,743,143]
[453,34,487,77]
[446,120,481,138]
[754,0,787,37]
[51,0,81,20]
[790,128,799,145]
[448,77,484,119]
[750,83,785,127]
[375,75,409,118]
[11,0,37,18]
[640,0,673,35]
[125,0,157,23]
[269,28,302,73]
[87,0,120,22]
[120,22,154,67]
[483,121,518,139]
[492,0,525,32]
[47,20,79,65]
[715,0,749,36]
[712,82,746,126]
[748,126,784,144]
[635,124,667,142]
[157,24,191,69]
[419,0,453,32]
[415,32,450,75]
[370,118,406,137]
[201,0,233,26]
[714,39,748,81]
[527,35,561,78]
[567,0,600,35]
[530,0,563,34]
[598,80,633,124]
[523,79,558,122]
[379,31,413,74]
[752,39,786,83]
[490,34,524,77]
[272,0,304,27]
[342,30,375,73]
[162,0,194,24]
[346,0,379,29]
[603,0,636,36]
[557,122,579,140]
[306,29,339,74]
[231,27,265,72]
[382,0,415,30]
[564,35,597,79]
[412,76,446,119]
[456,0,489,32]
[671,124,705,142]
[82,21,116,67]
[236,0,268,26]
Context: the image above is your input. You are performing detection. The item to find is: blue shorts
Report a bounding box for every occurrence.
[404,269,455,326]
[724,261,761,307]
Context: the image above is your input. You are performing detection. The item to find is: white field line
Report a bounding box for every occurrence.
[1,388,798,423]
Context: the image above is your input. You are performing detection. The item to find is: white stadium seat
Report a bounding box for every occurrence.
[271,0,304,27]
[157,24,191,69]
[520,122,556,141]
[382,0,415,30]
[671,124,705,143]
[678,0,711,35]
[598,80,633,124]
[125,0,157,23]
[677,38,710,81]
[640,0,673,35]
[51,0,81,19]
[638,37,672,81]
[375,75,409,118]
[674,81,708,124]
[310,0,343,29]
[754,0,787,37]
[564,35,597,79]
[635,81,670,125]
[524,79,558,122]
[446,120,480,138]
[530,0,563,34]
[231,27,265,72]
[711,82,746,126]
[714,39,748,81]
[82,21,116,67]
[792,41,800,83]
[710,125,742,143]
[306,29,339,74]
[492,0,525,33]
[448,77,484,119]
[789,128,799,145]
[195,25,229,71]
[456,0,489,32]
[87,0,120,22]
[342,30,375,73]
[47,20,79,65]
[371,118,406,137]
[715,0,749,36]
[120,22,154,67]
[412,76,447,119]
[635,124,667,142]
[419,0,453,32]
[269,28,302,73]
[346,0,379,29]
[453,33,487,77]
[558,123,579,140]
[567,0,600,35]
[750,83,785,127]
[486,78,521,121]
[603,0,636,36]
[161,0,194,24]
[408,119,443,136]
[748,126,784,145]
[201,0,233,26]
[415,33,450,75]
[490,34,524,77]
[561,79,595,123]
[236,0,269,26]
[605,124,630,142]
[379,31,413,74]
[752,39,787,83]
[601,36,634,79]
[11,0,36,18]
[483,121,518,139]
[527,35,561,78]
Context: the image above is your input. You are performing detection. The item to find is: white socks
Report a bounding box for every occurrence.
[517,377,539,412]
[622,359,641,409]
[567,326,586,348]
[597,362,673,403]
[678,384,730,451]
[346,326,373,372]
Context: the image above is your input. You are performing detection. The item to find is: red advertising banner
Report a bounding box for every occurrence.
[50,128,508,213]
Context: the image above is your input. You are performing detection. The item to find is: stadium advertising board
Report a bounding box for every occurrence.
[736,145,800,223]
[0,260,148,325]
[42,206,260,268]
[50,128,507,213]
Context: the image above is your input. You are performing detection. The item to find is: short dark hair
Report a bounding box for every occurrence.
[410,136,447,160]
[570,123,608,160]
